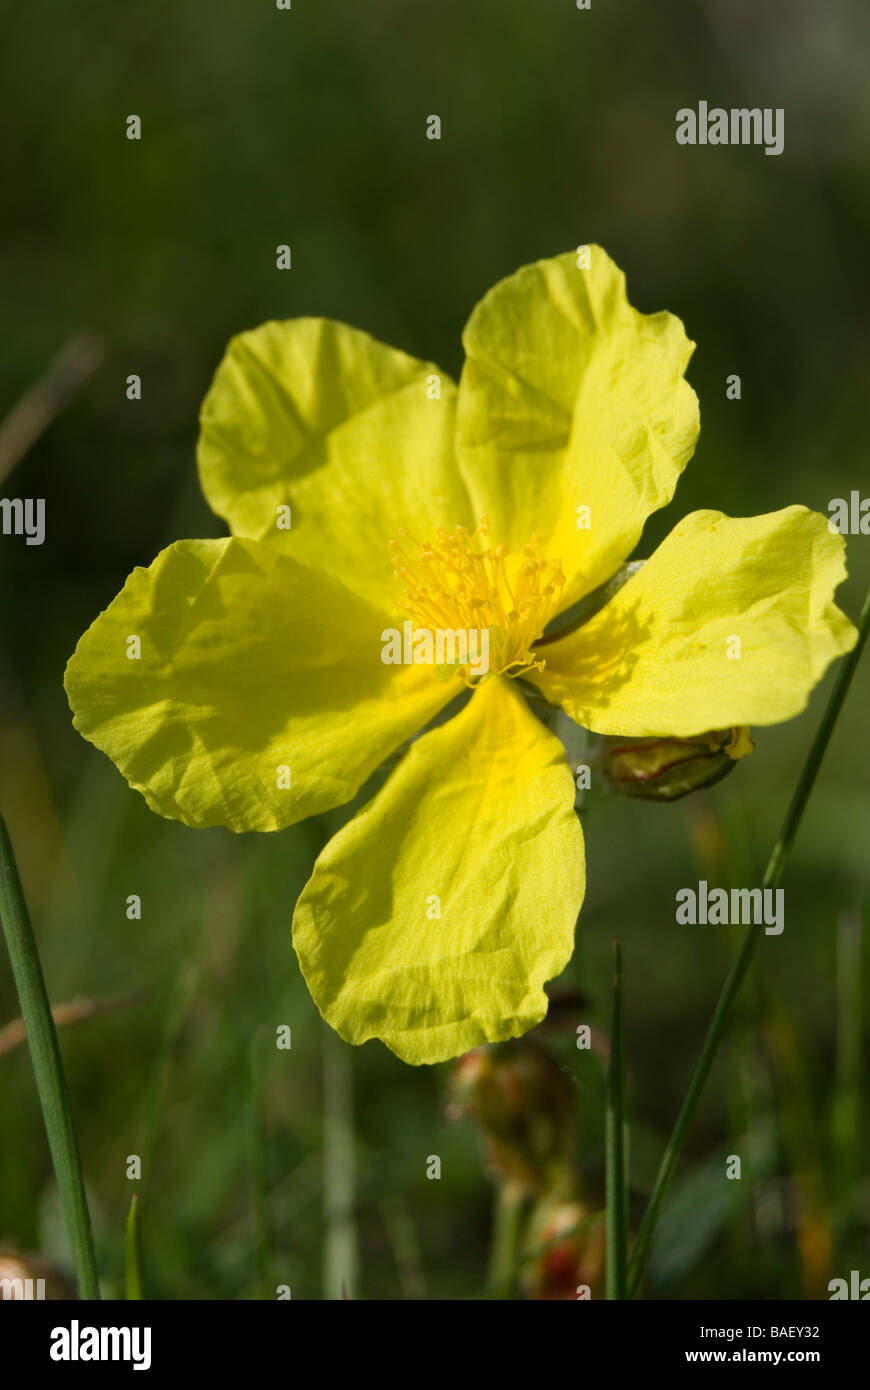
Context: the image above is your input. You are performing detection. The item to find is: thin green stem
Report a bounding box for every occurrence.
[0,812,100,1299]
[488,1184,527,1299]
[628,585,870,1297]
[124,1193,144,1300]
[606,939,628,1298]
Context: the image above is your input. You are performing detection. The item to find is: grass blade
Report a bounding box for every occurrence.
[606,938,628,1299]
[0,811,100,1299]
[125,1193,144,1300]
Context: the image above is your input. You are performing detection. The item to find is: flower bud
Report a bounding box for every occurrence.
[521,1197,606,1300]
[448,1040,575,1195]
[602,726,754,802]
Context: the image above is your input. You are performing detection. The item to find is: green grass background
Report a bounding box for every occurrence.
[1,0,868,1298]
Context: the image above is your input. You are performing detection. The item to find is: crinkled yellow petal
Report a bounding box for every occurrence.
[456,247,699,606]
[197,318,472,612]
[530,507,858,736]
[293,677,585,1065]
[64,538,454,832]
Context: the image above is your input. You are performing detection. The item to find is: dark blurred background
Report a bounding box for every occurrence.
[1,0,868,1298]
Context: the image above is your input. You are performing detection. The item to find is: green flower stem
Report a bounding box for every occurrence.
[628,584,870,1298]
[488,1184,527,1299]
[605,939,628,1299]
[0,811,100,1299]
[124,1193,144,1300]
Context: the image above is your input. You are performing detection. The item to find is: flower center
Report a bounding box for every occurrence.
[390,516,566,683]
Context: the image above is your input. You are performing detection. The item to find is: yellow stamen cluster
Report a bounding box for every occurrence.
[390,516,566,683]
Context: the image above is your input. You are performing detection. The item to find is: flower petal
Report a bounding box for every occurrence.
[64,538,454,831]
[530,507,858,735]
[293,677,585,1065]
[456,247,699,605]
[197,318,473,611]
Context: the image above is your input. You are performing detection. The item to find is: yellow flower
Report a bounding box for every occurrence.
[64,248,857,1064]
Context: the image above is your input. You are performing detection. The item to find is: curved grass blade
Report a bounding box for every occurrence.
[125,1193,144,1300]
[0,811,100,1299]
